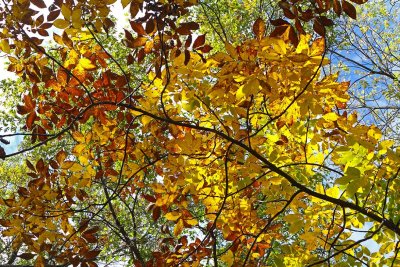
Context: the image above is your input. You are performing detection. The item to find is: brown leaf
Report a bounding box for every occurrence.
[31,0,46,8]
[37,126,46,142]
[84,250,101,260]
[153,206,161,221]
[300,9,314,21]
[282,7,296,19]
[295,19,306,34]
[184,50,190,65]
[36,158,45,172]
[62,32,73,48]
[26,159,36,171]
[26,112,37,130]
[130,21,146,35]
[47,9,60,21]
[270,18,290,26]
[270,25,290,38]
[185,35,192,48]
[24,94,36,110]
[0,219,11,227]
[132,36,147,48]
[37,29,49,37]
[349,0,366,4]
[127,54,134,65]
[253,18,266,40]
[333,0,342,16]
[313,19,326,37]
[137,48,145,62]
[193,34,205,49]
[142,194,156,202]
[17,105,28,115]
[87,262,98,267]
[0,147,5,160]
[199,45,212,53]
[145,19,156,35]
[125,29,134,42]
[342,0,357,19]
[176,25,191,35]
[318,16,334,26]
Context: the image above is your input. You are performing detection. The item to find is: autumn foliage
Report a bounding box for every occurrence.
[1,0,399,266]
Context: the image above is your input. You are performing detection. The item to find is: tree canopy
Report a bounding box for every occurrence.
[0,0,399,266]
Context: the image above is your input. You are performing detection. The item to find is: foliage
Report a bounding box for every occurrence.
[1,0,399,266]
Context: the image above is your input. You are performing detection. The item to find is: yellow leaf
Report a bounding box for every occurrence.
[54,19,70,29]
[121,0,132,8]
[295,34,310,54]
[0,39,10,53]
[61,4,71,20]
[174,219,184,236]
[73,143,86,154]
[310,38,325,56]
[72,131,85,143]
[221,250,234,267]
[242,78,259,96]
[165,211,181,221]
[141,116,152,126]
[323,112,338,122]
[71,8,82,29]
[326,186,340,198]
[185,218,198,226]
[78,58,96,70]
[225,42,237,59]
